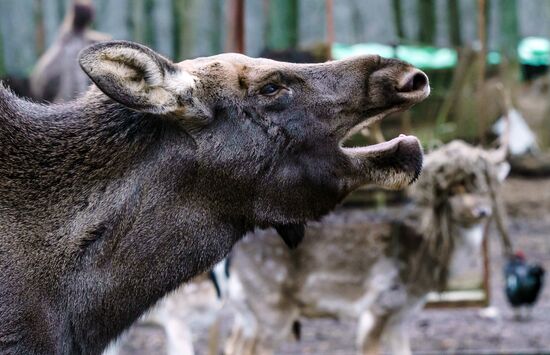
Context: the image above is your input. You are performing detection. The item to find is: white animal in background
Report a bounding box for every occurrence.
[225,141,510,355]
[493,109,538,156]
[103,261,230,355]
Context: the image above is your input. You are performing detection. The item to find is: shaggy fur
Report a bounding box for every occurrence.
[226,140,508,355]
[0,40,428,354]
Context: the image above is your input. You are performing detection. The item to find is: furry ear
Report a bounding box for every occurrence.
[79,41,196,114]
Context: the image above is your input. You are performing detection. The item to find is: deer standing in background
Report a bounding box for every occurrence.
[0,40,428,354]
[30,0,110,102]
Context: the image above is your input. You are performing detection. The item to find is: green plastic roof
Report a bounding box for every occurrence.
[332,40,550,69]
[396,45,457,69]
[331,43,457,69]
[518,37,550,66]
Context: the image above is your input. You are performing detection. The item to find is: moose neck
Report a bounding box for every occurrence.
[0,87,157,201]
[0,86,245,354]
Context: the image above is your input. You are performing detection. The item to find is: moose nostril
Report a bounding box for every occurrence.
[398,71,428,93]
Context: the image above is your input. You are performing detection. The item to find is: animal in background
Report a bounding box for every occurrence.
[225,140,510,355]
[102,260,231,355]
[505,251,545,320]
[102,267,228,355]
[30,0,110,102]
[0,40,428,354]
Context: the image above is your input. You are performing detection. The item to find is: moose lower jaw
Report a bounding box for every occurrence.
[343,135,423,190]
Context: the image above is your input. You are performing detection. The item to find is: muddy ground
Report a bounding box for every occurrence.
[119,177,550,355]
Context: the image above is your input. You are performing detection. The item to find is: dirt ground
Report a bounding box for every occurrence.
[119,177,550,355]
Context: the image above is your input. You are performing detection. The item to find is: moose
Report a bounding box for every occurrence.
[0,40,429,354]
[30,0,110,103]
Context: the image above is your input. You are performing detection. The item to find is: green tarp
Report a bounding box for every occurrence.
[332,43,457,69]
[333,37,550,69]
[518,37,550,66]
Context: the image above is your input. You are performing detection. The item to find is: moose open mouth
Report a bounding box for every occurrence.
[342,134,423,186]
[340,68,429,190]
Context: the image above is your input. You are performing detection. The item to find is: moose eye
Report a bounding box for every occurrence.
[259,83,281,96]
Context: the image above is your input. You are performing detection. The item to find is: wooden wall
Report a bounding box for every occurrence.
[1,0,549,76]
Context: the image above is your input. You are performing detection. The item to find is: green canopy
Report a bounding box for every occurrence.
[331,43,457,70]
[518,37,550,66]
[331,42,506,69]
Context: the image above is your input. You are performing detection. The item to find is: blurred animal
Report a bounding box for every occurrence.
[30,0,110,102]
[102,265,228,355]
[226,140,510,355]
[505,251,545,320]
[0,40,428,354]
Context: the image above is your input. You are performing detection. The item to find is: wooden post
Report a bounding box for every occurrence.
[209,0,223,54]
[477,0,487,87]
[152,0,175,58]
[173,0,194,60]
[447,0,462,47]
[418,0,435,45]
[226,0,245,53]
[477,0,488,143]
[500,0,519,59]
[0,28,4,77]
[325,0,334,46]
[391,0,404,41]
[0,0,37,75]
[266,0,298,50]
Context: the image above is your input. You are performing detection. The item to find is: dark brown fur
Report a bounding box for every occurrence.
[0,41,428,354]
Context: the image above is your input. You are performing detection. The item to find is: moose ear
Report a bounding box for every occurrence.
[79,41,196,114]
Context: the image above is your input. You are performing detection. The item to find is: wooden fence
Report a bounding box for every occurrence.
[1,0,550,76]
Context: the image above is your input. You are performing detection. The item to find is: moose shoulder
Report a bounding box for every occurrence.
[0,41,429,354]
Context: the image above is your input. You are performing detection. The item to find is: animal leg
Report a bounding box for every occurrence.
[357,311,386,355]
[385,319,412,355]
[164,318,195,355]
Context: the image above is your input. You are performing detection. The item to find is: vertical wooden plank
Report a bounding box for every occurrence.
[173,0,195,60]
[0,0,37,75]
[418,0,436,45]
[447,0,462,47]
[0,28,5,77]
[152,0,174,57]
[325,0,334,45]
[392,0,405,41]
[298,0,325,48]
[500,0,518,59]
[226,0,245,53]
[94,0,130,40]
[267,0,298,50]
[208,0,223,54]
[477,0,488,143]
[130,0,147,44]
[40,0,63,48]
